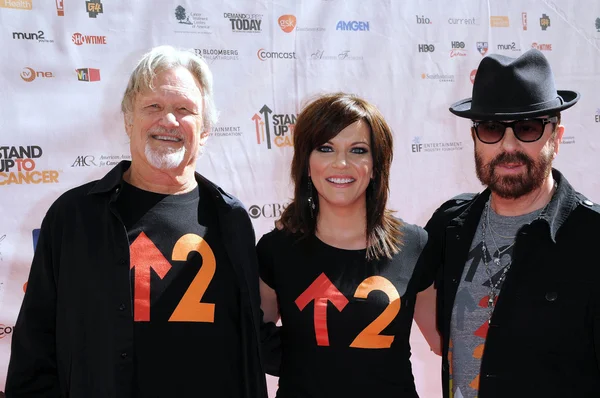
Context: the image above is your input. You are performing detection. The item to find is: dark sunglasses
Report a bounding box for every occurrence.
[472,116,558,144]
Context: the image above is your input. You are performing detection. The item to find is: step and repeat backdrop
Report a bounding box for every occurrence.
[1,0,599,396]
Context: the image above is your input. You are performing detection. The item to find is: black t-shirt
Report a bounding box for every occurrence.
[257,223,429,398]
[116,181,242,398]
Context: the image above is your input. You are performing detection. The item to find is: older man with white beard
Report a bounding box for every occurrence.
[6,45,270,398]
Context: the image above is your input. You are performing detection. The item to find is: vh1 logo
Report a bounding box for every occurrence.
[76,68,100,82]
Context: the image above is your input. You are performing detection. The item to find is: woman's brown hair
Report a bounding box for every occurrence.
[278,92,403,260]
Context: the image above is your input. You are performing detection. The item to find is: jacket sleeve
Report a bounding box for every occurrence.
[5,211,61,397]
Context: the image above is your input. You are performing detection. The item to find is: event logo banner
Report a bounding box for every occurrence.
[252,106,296,149]
[0,146,60,186]
[0,0,31,10]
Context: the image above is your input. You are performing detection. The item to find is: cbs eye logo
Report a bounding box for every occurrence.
[248,203,287,219]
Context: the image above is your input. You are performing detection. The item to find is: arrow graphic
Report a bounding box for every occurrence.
[259,105,273,149]
[295,272,348,346]
[252,113,262,144]
[130,232,172,321]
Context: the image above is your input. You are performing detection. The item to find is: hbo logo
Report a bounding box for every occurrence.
[418,44,435,52]
[416,15,432,24]
[451,41,465,49]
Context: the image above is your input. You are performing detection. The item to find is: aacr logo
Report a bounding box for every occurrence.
[0,0,32,10]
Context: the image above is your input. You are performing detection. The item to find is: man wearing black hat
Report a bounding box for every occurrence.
[421,48,600,398]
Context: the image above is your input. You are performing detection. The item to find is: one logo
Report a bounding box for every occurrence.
[257,49,296,61]
[71,32,107,45]
[85,0,102,18]
[595,108,600,123]
[416,15,432,24]
[540,13,550,30]
[252,105,297,149]
[522,12,527,30]
[335,20,369,31]
[476,42,488,56]
[248,203,288,219]
[470,69,477,84]
[596,17,600,32]
[20,67,53,82]
[76,68,100,82]
[497,42,520,51]
[450,41,467,57]
[490,16,509,27]
[278,14,296,33]
[0,325,14,339]
[531,42,552,51]
[56,0,64,16]
[12,30,53,43]
[224,12,263,33]
[0,146,60,186]
[0,0,32,10]
[418,44,435,53]
[71,155,97,167]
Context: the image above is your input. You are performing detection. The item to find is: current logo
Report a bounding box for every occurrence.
[252,105,297,149]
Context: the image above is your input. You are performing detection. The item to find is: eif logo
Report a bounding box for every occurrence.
[85,0,102,18]
[76,68,100,82]
[540,14,550,30]
[251,106,297,149]
[335,20,369,31]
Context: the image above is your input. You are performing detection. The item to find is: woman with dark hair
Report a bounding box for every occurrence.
[258,93,439,397]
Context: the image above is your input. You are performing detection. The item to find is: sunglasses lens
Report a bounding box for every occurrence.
[514,120,544,142]
[477,121,505,143]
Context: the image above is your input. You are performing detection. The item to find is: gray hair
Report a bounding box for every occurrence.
[121,45,218,131]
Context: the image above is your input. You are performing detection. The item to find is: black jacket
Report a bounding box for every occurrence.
[422,169,600,398]
[6,161,269,398]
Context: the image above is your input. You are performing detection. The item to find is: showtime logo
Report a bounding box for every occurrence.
[279,14,296,33]
[532,42,552,51]
[71,32,107,45]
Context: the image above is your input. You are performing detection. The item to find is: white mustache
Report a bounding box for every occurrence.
[147,127,184,141]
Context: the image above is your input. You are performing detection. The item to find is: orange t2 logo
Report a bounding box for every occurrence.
[295,273,401,349]
[129,232,216,322]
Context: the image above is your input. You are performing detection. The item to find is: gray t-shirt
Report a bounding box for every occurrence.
[449,200,543,398]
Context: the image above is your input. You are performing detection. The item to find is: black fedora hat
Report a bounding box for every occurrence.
[449,49,580,120]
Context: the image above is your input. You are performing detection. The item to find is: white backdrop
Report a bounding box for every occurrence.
[1,1,599,396]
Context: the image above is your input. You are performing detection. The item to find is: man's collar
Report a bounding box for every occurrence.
[87,160,234,209]
[450,168,576,242]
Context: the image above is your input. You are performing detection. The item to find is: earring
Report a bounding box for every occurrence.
[307,178,316,218]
